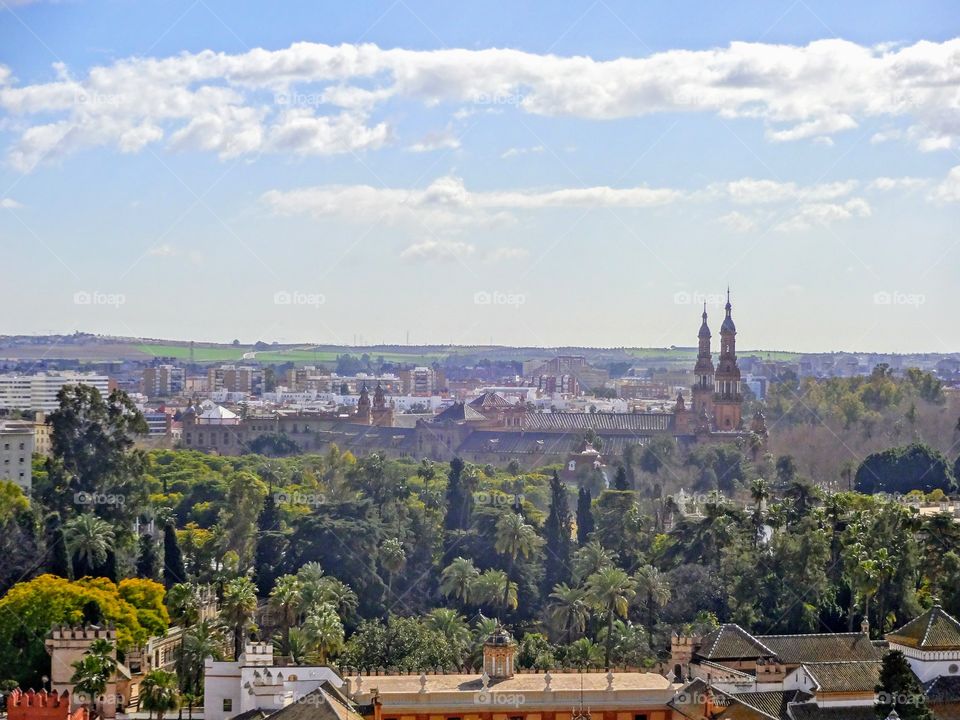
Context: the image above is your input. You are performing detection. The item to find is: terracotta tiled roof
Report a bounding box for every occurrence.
[924,676,960,703]
[721,690,811,720]
[800,661,882,693]
[432,402,486,424]
[787,705,876,720]
[363,671,672,694]
[887,605,960,650]
[697,624,777,661]
[760,633,884,664]
[518,412,675,433]
[468,392,513,409]
[267,687,364,720]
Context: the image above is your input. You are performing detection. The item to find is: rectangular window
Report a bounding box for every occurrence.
[222,699,232,712]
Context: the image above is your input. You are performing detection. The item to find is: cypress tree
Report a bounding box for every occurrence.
[576,487,594,546]
[136,534,158,580]
[443,457,472,532]
[875,649,933,720]
[613,466,631,491]
[163,522,187,588]
[254,493,287,595]
[543,471,572,593]
[49,526,72,579]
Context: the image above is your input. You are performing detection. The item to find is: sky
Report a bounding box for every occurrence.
[1,0,959,353]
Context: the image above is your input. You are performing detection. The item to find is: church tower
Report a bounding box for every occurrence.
[355,383,371,424]
[713,289,742,430]
[691,304,715,422]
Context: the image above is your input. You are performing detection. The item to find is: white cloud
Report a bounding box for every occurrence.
[716,211,756,233]
[931,165,960,203]
[262,175,683,231]
[870,128,903,144]
[775,198,872,232]
[501,145,544,159]
[485,247,530,262]
[400,239,475,262]
[0,197,22,208]
[709,178,858,204]
[867,176,929,191]
[147,244,178,257]
[3,36,960,169]
[407,130,460,153]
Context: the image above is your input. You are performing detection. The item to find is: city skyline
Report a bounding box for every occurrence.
[1,1,958,352]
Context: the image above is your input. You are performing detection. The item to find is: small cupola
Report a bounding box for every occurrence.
[483,624,517,679]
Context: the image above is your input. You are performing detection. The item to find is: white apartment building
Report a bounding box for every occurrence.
[0,372,111,412]
[0,420,35,494]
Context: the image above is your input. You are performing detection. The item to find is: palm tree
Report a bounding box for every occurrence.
[572,540,616,583]
[471,569,518,611]
[70,638,116,719]
[379,538,407,602]
[633,565,670,643]
[585,567,636,669]
[312,577,358,620]
[140,670,179,720]
[425,608,472,661]
[302,603,344,663]
[566,638,603,669]
[749,478,769,545]
[440,557,479,605]
[166,583,202,626]
[178,620,223,718]
[494,512,543,608]
[64,514,115,578]
[269,574,303,654]
[547,583,589,644]
[220,577,258,659]
[283,627,312,665]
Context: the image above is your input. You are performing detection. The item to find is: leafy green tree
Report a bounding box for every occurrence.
[543,471,573,595]
[423,609,472,660]
[177,620,223,705]
[875,649,933,719]
[163,523,186,589]
[565,637,603,669]
[137,534,159,581]
[302,602,344,662]
[254,492,287,595]
[856,443,957,495]
[576,487,594,545]
[633,565,670,641]
[269,574,303,655]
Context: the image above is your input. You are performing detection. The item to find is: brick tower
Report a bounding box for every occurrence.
[713,289,742,430]
[691,304,715,421]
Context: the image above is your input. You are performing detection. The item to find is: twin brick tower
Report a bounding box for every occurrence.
[680,289,743,433]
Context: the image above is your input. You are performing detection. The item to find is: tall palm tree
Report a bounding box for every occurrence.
[283,627,312,665]
[220,577,258,659]
[572,540,616,583]
[585,567,636,669]
[547,583,589,644]
[379,538,407,602]
[70,639,117,719]
[140,670,179,720]
[312,577,358,621]
[494,512,543,608]
[632,565,670,645]
[64,514,115,578]
[269,575,302,654]
[749,478,770,545]
[440,557,479,605]
[302,603,344,663]
[178,621,223,716]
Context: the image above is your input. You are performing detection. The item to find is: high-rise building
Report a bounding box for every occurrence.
[207,365,259,394]
[0,372,111,412]
[141,365,185,398]
[0,420,35,494]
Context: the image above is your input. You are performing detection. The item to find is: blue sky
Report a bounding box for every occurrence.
[1,0,959,353]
